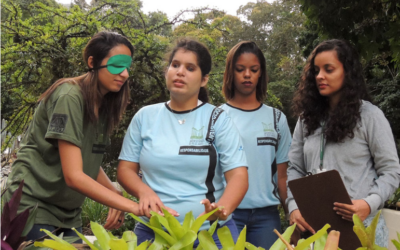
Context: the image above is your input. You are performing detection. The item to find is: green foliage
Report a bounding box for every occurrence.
[297,0,400,151]
[32,208,398,250]
[129,208,219,249]
[34,222,150,250]
[392,232,400,250]
[300,0,400,68]
[353,211,386,250]
[81,190,138,236]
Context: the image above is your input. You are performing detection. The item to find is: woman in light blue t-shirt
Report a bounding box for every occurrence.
[117,38,248,248]
[220,41,292,249]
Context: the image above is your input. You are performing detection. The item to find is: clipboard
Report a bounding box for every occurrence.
[288,170,362,250]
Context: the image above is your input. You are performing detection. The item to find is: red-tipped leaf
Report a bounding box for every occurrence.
[6,209,29,249]
[7,180,25,221]
[1,204,11,239]
[1,240,13,250]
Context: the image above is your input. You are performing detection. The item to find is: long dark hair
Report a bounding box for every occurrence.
[167,38,211,103]
[39,31,134,134]
[222,41,268,102]
[293,39,372,142]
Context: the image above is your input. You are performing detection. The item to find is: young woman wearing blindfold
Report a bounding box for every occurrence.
[4,31,142,241]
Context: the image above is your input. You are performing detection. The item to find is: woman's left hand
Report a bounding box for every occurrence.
[333,199,371,222]
[104,207,125,230]
[198,199,228,221]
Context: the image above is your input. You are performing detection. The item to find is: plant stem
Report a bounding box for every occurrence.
[273,229,294,250]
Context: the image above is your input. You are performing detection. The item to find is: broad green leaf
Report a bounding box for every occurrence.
[217,226,234,250]
[22,204,38,237]
[313,232,328,250]
[198,230,218,250]
[353,225,371,248]
[149,211,173,237]
[296,239,306,246]
[148,241,165,250]
[270,223,297,250]
[108,231,117,239]
[245,242,265,250]
[397,232,400,242]
[183,211,195,231]
[122,231,137,250]
[295,224,330,250]
[38,229,76,250]
[244,242,258,250]
[109,238,128,250]
[352,214,365,230]
[150,216,169,249]
[34,239,76,250]
[149,215,163,230]
[373,244,389,250]
[208,220,219,236]
[392,240,400,250]
[191,208,219,233]
[136,241,150,250]
[365,210,381,244]
[149,217,169,249]
[72,227,99,250]
[355,247,368,250]
[169,230,197,250]
[63,236,81,244]
[129,213,176,246]
[164,209,185,239]
[91,222,110,250]
[233,226,246,250]
[94,240,102,249]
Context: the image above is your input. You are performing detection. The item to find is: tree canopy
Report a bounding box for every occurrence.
[2,0,399,170]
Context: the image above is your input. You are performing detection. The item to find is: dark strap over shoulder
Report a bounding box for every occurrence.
[206,107,224,144]
[272,107,282,200]
[273,108,282,152]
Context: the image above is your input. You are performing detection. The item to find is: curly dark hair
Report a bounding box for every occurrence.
[292,39,372,142]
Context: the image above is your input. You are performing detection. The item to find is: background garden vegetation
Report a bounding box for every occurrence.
[2,0,400,235]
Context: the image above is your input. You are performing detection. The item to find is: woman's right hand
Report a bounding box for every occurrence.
[290,209,315,234]
[138,189,179,218]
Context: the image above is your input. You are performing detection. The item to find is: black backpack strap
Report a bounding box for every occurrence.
[206,107,224,144]
[273,108,282,152]
[271,108,282,200]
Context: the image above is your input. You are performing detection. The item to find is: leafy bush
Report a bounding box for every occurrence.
[81,189,138,236]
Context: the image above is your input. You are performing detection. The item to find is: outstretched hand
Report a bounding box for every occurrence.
[290,209,315,234]
[138,189,179,218]
[104,207,124,230]
[198,199,228,221]
[334,199,371,221]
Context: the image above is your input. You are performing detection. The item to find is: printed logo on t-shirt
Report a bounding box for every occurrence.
[49,113,68,133]
[189,126,204,146]
[257,122,277,146]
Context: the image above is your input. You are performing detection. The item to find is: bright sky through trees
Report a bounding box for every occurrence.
[55,0,274,18]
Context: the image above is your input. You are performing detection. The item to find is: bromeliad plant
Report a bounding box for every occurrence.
[32,208,397,250]
[34,222,150,250]
[1,180,38,250]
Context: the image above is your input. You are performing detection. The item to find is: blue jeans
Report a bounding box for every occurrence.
[26,224,82,243]
[233,206,281,249]
[134,218,239,248]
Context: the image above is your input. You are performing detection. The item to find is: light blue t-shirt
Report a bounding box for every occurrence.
[119,102,247,230]
[220,103,291,208]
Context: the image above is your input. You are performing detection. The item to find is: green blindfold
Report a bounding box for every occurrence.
[89,54,132,74]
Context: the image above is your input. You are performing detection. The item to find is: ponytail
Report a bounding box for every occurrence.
[198,87,209,103]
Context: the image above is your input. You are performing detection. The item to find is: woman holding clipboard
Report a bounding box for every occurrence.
[286,39,400,247]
